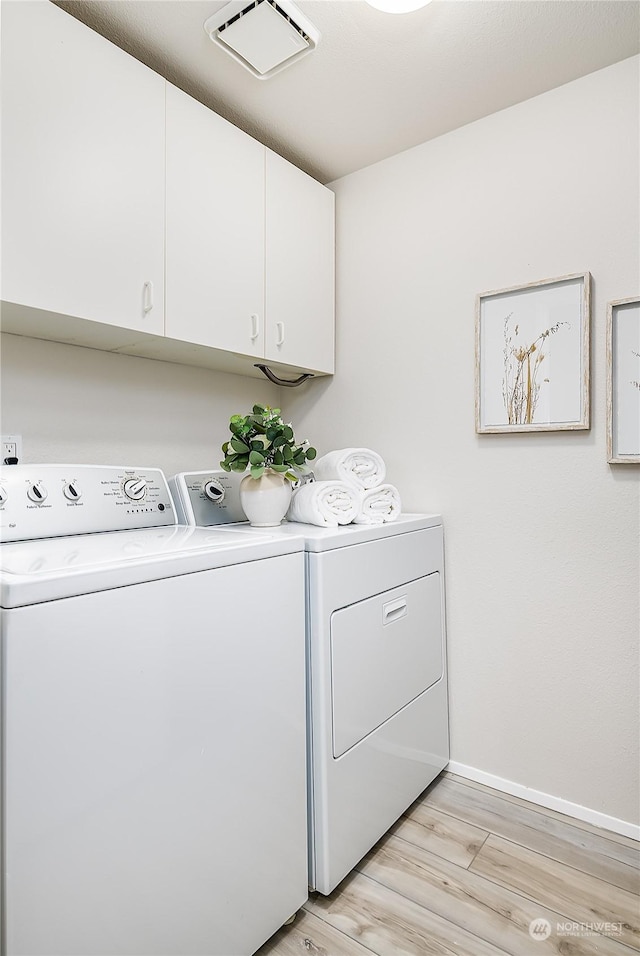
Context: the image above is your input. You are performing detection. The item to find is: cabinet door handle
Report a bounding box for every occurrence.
[143,281,154,314]
[276,322,285,347]
[250,314,260,341]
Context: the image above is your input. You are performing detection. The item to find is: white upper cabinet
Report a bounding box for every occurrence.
[165,84,265,357]
[1,1,165,335]
[265,151,335,375]
[1,2,334,378]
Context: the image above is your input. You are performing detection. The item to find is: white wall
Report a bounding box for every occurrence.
[288,57,640,825]
[2,56,637,829]
[0,333,279,476]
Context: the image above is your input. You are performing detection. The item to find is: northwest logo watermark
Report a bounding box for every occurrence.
[528,918,624,940]
[529,919,551,941]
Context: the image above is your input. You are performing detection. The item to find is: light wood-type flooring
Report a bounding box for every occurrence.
[257,772,640,956]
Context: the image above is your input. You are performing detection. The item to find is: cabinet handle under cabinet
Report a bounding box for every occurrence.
[255,364,314,388]
[142,281,154,314]
[250,314,260,341]
[276,322,285,347]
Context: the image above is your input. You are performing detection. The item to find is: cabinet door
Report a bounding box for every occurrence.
[265,151,335,374]
[166,84,265,356]
[1,1,165,335]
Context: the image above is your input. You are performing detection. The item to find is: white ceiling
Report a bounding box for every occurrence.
[55,0,640,184]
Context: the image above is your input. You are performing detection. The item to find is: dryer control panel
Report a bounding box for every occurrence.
[168,471,245,526]
[0,465,175,542]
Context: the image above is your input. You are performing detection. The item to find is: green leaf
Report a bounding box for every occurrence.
[230,437,250,453]
[227,408,315,487]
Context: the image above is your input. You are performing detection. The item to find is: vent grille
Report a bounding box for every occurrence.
[219,0,310,45]
[204,0,320,79]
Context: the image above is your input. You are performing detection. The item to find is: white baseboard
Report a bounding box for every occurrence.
[447,760,640,842]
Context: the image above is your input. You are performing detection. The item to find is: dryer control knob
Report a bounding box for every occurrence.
[27,481,48,503]
[123,477,147,501]
[0,486,7,506]
[63,481,82,501]
[203,479,225,502]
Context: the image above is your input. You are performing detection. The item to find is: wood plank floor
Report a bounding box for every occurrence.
[257,772,640,956]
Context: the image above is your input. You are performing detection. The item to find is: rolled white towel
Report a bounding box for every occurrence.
[287,481,361,528]
[313,448,386,490]
[353,484,402,525]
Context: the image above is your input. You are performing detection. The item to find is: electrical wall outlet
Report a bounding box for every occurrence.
[2,434,23,464]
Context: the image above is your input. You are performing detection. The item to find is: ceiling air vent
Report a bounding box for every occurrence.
[204,0,321,80]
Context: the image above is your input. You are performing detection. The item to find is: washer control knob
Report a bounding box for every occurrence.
[203,479,225,503]
[0,486,7,506]
[63,481,82,501]
[27,482,48,503]
[123,477,147,501]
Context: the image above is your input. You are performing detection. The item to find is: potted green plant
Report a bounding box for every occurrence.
[220,404,316,526]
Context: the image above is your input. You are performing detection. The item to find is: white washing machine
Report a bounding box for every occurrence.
[0,464,308,956]
[170,470,450,894]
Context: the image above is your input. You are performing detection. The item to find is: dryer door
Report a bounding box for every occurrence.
[330,572,443,758]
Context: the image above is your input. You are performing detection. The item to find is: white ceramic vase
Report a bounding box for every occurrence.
[239,470,292,528]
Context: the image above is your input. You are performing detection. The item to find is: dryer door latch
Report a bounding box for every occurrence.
[383,596,408,626]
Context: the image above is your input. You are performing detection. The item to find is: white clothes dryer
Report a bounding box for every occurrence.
[170,470,450,895]
[0,465,308,956]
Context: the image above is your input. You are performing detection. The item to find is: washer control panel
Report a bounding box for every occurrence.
[0,465,175,542]
[168,471,245,526]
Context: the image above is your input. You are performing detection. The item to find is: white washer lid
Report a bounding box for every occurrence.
[0,525,304,607]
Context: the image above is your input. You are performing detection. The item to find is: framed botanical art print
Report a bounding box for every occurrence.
[475,272,591,434]
[607,296,640,463]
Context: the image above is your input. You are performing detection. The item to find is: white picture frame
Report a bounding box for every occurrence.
[475,272,591,434]
[607,296,640,464]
